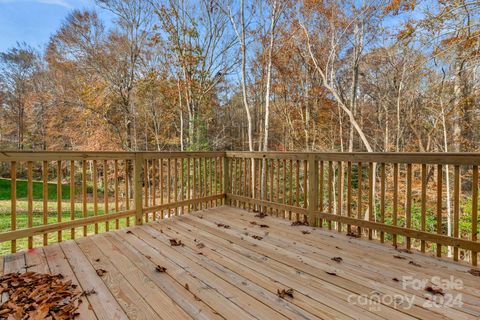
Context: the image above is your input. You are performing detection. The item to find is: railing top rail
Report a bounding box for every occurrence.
[226,151,480,165]
[0,151,226,161]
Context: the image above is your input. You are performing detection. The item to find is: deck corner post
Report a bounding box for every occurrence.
[134,152,144,225]
[223,155,230,205]
[307,154,318,227]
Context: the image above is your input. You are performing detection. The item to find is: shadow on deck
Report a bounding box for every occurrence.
[2,206,479,320]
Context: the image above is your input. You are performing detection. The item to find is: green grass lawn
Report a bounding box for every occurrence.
[0,200,133,255]
[0,178,70,201]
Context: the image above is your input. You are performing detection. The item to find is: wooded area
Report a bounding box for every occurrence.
[1,0,479,154]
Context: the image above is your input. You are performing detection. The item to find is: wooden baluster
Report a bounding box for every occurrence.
[271,159,276,215]
[57,161,62,242]
[421,164,427,252]
[296,160,300,221]
[11,161,16,253]
[436,164,443,257]
[276,159,280,216]
[289,159,293,220]
[368,162,374,240]
[472,165,478,266]
[380,163,386,243]
[406,163,412,249]
[244,158,248,209]
[328,161,333,230]
[347,161,352,234]
[27,161,33,248]
[160,159,164,218]
[393,163,398,247]
[283,159,287,218]
[215,157,219,206]
[453,165,460,261]
[82,161,87,237]
[114,160,120,228]
[125,160,130,227]
[181,158,185,213]
[167,158,171,216]
[202,158,207,208]
[144,159,149,222]
[319,161,324,227]
[70,160,76,239]
[357,162,362,236]
[93,160,98,234]
[43,161,49,245]
[210,158,213,207]
[303,160,308,219]
[187,158,191,212]
[104,160,109,231]
[337,161,343,232]
[152,159,156,220]
[193,158,197,211]
[174,158,178,215]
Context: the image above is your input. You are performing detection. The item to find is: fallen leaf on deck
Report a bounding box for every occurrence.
[425,285,444,296]
[291,221,308,226]
[302,230,310,234]
[170,239,184,246]
[196,243,205,249]
[468,269,480,276]
[325,271,337,276]
[155,265,167,273]
[185,283,189,291]
[393,255,406,259]
[277,288,294,299]
[216,223,231,229]
[82,289,97,296]
[0,272,82,319]
[96,269,107,277]
[259,224,269,228]
[396,248,413,254]
[346,232,360,238]
[392,278,400,282]
[250,221,257,225]
[409,261,421,267]
[252,235,263,240]
[331,257,343,263]
[94,258,100,262]
[254,212,268,218]
[126,230,133,234]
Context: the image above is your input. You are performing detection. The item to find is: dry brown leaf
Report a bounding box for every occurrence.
[95,269,107,277]
[169,239,184,246]
[409,261,421,267]
[252,235,263,240]
[291,221,308,226]
[468,269,480,276]
[196,243,205,249]
[155,265,167,273]
[425,285,444,296]
[277,288,294,299]
[331,257,343,263]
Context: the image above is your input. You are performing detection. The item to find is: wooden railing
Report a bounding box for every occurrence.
[0,151,226,254]
[0,151,478,266]
[226,152,480,266]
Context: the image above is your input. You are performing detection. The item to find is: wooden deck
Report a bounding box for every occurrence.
[2,206,479,320]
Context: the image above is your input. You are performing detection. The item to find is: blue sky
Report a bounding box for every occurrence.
[0,0,112,52]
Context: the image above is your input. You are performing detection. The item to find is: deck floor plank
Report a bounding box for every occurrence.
[180,212,473,320]
[200,210,480,317]
[60,241,128,320]
[43,244,98,320]
[1,206,476,320]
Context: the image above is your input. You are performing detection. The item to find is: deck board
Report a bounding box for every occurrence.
[2,206,479,320]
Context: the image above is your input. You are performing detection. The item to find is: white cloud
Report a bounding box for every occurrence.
[0,0,74,8]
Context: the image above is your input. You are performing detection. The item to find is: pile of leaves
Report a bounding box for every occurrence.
[0,272,83,319]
